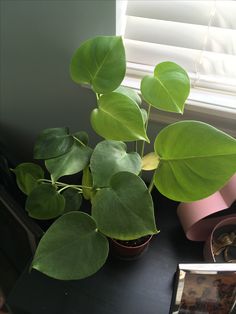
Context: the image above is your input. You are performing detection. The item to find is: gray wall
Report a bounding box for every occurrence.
[1,0,116,161]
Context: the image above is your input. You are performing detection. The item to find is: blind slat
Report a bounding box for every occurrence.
[124,0,236,94]
[125,39,236,92]
[126,1,236,29]
[125,16,236,54]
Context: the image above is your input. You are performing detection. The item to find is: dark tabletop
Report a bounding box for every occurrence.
[7,191,204,314]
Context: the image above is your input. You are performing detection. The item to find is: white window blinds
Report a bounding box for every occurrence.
[123,1,236,108]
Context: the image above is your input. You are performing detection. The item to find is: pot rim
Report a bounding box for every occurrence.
[110,235,153,250]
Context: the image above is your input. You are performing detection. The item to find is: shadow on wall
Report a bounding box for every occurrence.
[1,84,101,163]
[1,0,116,163]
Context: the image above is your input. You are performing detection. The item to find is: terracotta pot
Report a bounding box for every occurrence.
[109,235,153,260]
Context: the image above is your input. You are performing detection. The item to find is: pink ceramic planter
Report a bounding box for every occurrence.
[177,174,236,241]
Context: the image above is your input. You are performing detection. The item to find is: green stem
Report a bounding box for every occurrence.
[96,93,101,101]
[148,170,156,194]
[38,179,93,193]
[57,185,74,194]
[58,184,93,194]
[37,179,66,186]
[73,136,86,147]
[140,104,151,158]
[140,140,145,159]
[37,178,53,184]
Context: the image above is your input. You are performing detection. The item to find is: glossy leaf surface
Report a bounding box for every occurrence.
[90,140,142,187]
[32,212,109,280]
[141,62,190,113]
[70,36,126,94]
[26,184,65,219]
[13,163,44,195]
[34,127,74,160]
[115,86,141,106]
[45,141,92,182]
[92,172,158,240]
[91,92,149,142]
[154,121,236,201]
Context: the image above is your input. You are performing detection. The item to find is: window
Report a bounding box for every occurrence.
[117,1,236,136]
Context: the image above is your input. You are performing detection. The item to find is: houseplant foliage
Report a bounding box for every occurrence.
[13,36,236,280]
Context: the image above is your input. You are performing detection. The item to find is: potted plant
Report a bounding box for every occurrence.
[12,35,236,280]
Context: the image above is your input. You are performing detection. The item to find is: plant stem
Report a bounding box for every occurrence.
[58,184,93,194]
[96,93,101,101]
[37,179,67,187]
[148,170,156,194]
[73,136,86,147]
[38,179,93,192]
[140,104,152,158]
[37,178,53,184]
[57,185,74,193]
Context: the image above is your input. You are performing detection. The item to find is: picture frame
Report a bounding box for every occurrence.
[169,263,236,314]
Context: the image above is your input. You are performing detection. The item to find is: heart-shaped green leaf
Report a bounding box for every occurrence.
[92,172,158,240]
[34,127,74,160]
[26,184,65,219]
[45,141,92,182]
[91,92,149,142]
[141,62,190,114]
[115,86,142,106]
[114,86,148,122]
[62,188,82,213]
[70,36,126,94]
[154,121,236,202]
[32,212,109,280]
[90,140,142,187]
[12,162,44,195]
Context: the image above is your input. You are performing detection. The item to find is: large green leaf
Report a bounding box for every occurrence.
[141,62,190,114]
[12,162,44,195]
[114,86,147,123]
[34,127,74,160]
[26,184,65,219]
[115,86,142,106]
[154,121,236,202]
[32,212,109,280]
[45,141,92,182]
[91,92,149,142]
[90,140,142,187]
[92,172,158,240]
[70,36,126,94]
